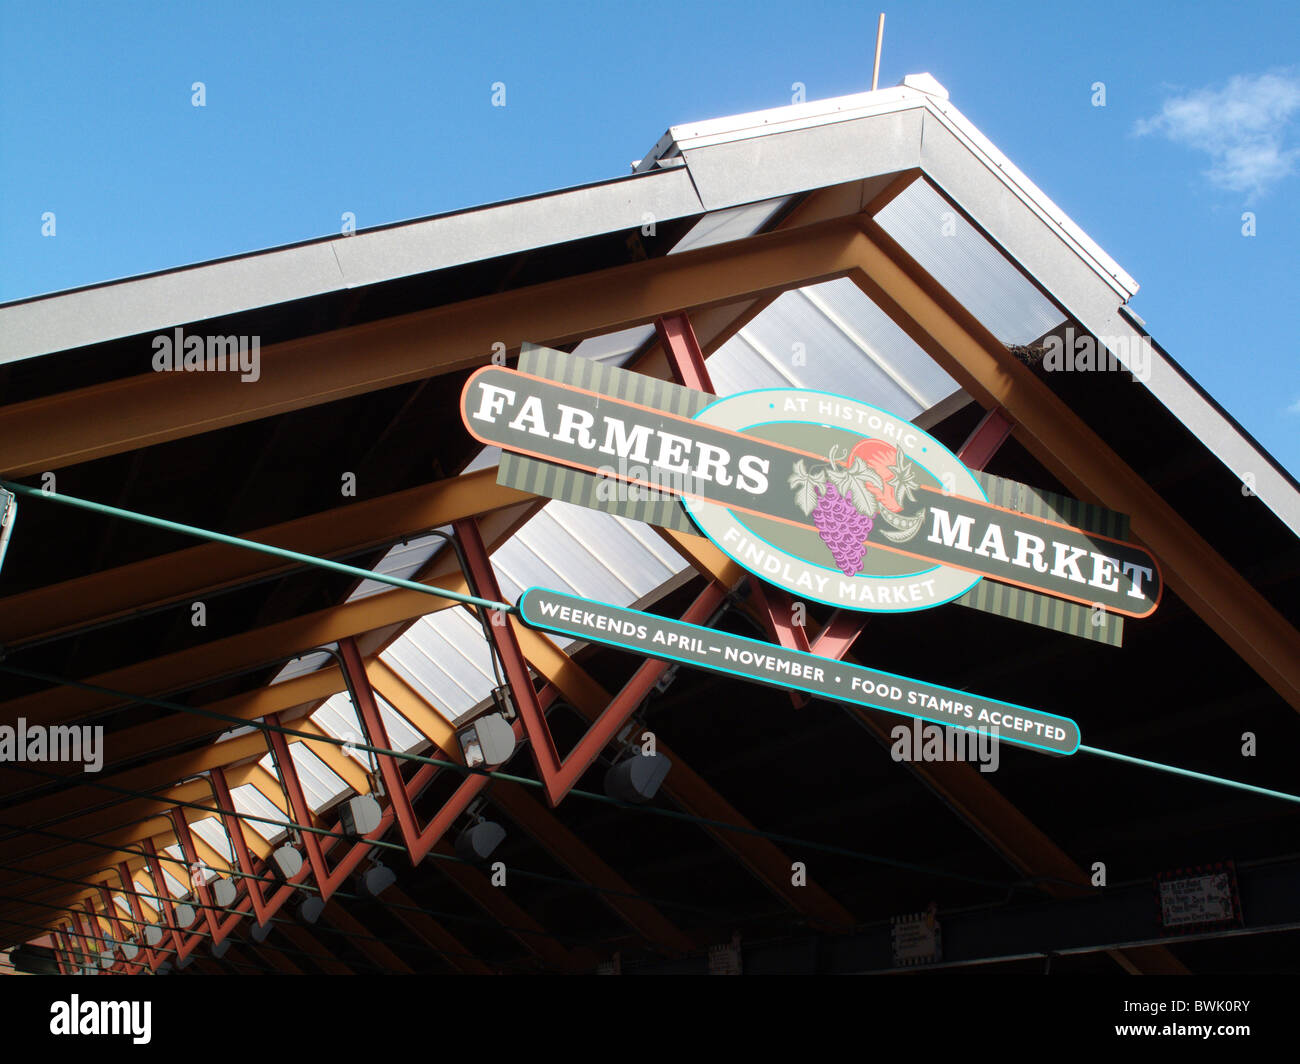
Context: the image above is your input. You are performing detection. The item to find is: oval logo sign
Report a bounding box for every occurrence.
[684,389,985,613]
[461,359,1162,618]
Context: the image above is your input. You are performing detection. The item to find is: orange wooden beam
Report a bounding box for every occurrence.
[846,219,1300,715]
[0,466,528,647]
[0,218,867,478]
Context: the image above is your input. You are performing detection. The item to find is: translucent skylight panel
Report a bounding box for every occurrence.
[346,532,445,602]
[491,533,574,598]
[703,278,961,420]
[793,279,959,409]
[669,198,790,255]
[133,882,159,913]
[269,650,333,685]
[231,782,291,842]
[380,630,481,722]
[517,508,631,603]
[611,513,692,574]
[876,179,1065,345]
[547,501,680,597]
[706,338,803,396]
[572,324,657,366]
[258,742,350,810]
[190,817,233,862]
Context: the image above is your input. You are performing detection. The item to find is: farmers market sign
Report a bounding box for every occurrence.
[461,363,1162,617]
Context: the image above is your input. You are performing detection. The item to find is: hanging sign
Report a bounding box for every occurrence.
[1155,862,1243,934]
[891,911,942,967]
[462,360,1162,617]
[516,587,1080,755]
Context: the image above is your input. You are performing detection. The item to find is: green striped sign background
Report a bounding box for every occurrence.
[497,344,1128,644]
[953,471,1127,646]
[498,343,704,533]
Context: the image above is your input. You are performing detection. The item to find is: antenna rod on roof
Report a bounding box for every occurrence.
[872,13,885,91]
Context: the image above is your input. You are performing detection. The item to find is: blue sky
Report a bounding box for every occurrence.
[2,0,1297,477]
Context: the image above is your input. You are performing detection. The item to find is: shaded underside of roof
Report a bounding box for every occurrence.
[0,83,1297,976]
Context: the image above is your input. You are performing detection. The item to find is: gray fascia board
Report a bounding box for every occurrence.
[677,108,923,212]
[0,166,705,365]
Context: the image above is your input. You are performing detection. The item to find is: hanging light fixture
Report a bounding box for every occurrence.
[604,749,672,803]
[339,794,383,837]
[266,844,303,881]
[455,711,516,770]
[455,819,506,863]
[211,876,237,908]
[172,899,197,930]
[361,859,396,897]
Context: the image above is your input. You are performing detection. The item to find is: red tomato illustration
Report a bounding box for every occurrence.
[843,438,904,513]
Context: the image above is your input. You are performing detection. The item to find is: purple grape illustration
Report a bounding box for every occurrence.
[811,484,875,576]
[789,445,925,578]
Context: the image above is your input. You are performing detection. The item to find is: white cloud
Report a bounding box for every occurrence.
[1135,71,1300,198]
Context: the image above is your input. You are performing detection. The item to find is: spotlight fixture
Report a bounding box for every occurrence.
[266,844,303,882]
[120,939,139,962]
[361,861,396,897]
[143,924,164,948]
[155,962,172,975]
[455,818,507,863]
[299,896,325,924]
[211,938,230,960]
[455,711,516,770]
[339,794,382,837]
[250,920,273,943]
[604,750,672,804]
[212,876,237,908]
[173,901,197,929]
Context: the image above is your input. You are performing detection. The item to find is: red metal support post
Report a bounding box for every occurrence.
[263,714,335,900]
[337,635,493,864]
[957,407,1015,472]
[168,806,224,945]
[116,861,161,973]
[456,515,726,805]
